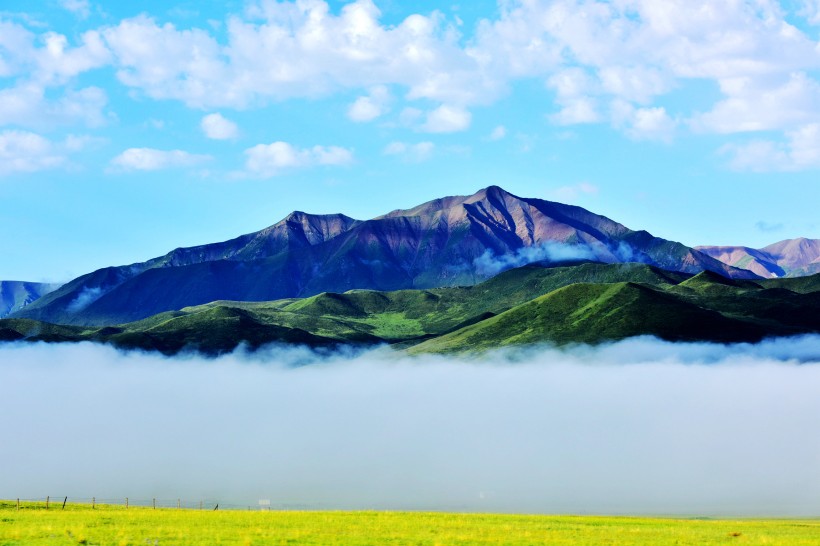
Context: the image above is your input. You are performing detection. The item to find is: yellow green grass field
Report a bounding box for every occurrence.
[1,502,818,545]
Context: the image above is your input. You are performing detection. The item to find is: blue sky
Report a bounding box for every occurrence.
[1,0,820,282]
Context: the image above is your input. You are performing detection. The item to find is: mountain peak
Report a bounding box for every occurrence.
[378,185,523,220]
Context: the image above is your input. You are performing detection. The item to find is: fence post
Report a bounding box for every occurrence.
[213,503,218,511]
[16,499,19,511]
[153,498,156,510]
[125,497,129,510]
[62,496,67,510]
[177,499,180,510]
[92,497,95,509]
[46,496,49,509]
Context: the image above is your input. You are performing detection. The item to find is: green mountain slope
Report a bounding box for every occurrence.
[407,282,775,354]
[1,263,817,356]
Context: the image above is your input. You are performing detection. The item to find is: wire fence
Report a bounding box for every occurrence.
[1,496,321,512]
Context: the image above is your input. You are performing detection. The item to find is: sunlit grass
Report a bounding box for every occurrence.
[1,501,818,545]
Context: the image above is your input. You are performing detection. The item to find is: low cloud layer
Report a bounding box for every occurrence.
[1,337,820,515]
[474,241,644,276]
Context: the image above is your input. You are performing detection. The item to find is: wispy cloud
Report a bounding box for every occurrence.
[243,141,354,178]
[109,148,211,172]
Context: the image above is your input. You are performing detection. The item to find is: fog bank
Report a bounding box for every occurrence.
[1,337,819,515]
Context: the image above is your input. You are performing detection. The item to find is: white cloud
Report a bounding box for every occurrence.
[488,125,506,140]
[34,30,111,85]
[0,130,91,176]
[546,68,601,125]
[612,101,677,142]
[110,148,212,171]
[347,85,390,122]
[3,0,820,156]
[550,97,601,125]
[101,5,495,109]
[598,66,671,104]
[60,0,91,19]
[721,123,820,172]
[244,141,354,177]
[0,84,108,129]
[691,73,820,134]
[383,141,435,162]
[799,0,820,24]
[200,112,238,140]
[422,104,471,133]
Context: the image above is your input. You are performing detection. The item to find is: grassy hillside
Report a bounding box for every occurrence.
[2,502,819,545]
[1,263,818,355]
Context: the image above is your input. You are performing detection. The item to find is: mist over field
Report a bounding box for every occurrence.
[1,338,819,515]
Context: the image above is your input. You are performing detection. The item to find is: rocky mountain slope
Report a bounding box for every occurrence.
[697,238,820,278]
[0,281,61,318]
[13,186,758,326]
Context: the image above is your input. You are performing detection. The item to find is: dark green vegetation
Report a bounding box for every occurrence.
[2,262,818,355]
[12,186,757,327]
[4,502,819,545]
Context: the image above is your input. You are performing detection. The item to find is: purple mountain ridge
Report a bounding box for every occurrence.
[14,185,760,326]
[697,238,820,278]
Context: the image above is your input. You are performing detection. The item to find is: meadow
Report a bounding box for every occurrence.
[1,502,819,545]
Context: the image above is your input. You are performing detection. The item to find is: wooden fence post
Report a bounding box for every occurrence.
[153,498,156,510]
[46,496,49,509]
[125,497,129,509]
[62,497,67,510]
[16,498,19,511]
[92,497,95,509]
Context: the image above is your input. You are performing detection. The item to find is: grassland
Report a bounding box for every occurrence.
[1,502,819,545]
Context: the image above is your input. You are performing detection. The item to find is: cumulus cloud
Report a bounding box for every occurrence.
[109,148,212,172]
[60,0,91,19]
[720,123,820,172]
[1,338,820,514]
[200,112,238,140]
[691,73,820,134]
[547,68,602,125]
[243,141,354,177]
[421,104,472,133]
[100,5,496,109]
[612,101,677,142]
[799,0,820,25]
[0,84,108,129]
[347,85,391,122]
[4,0,820,163]
[0,130,93,176]
[383,141,435,162]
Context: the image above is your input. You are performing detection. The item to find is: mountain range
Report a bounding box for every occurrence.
[2,262,818,355]
[697,238,820,278]
[11,185,761,327]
